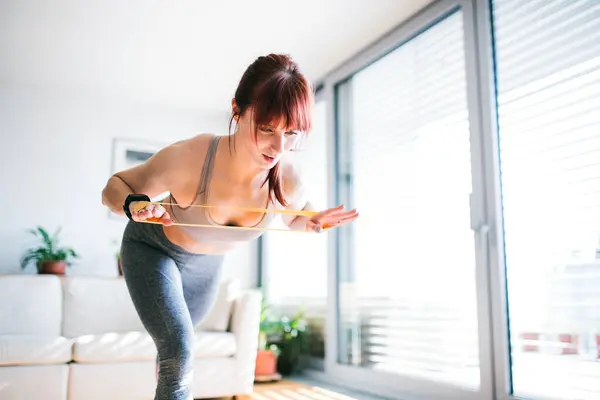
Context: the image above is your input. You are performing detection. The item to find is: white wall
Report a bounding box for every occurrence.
[0,83,258,288]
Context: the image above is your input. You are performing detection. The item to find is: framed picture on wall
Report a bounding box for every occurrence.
[108,138,169,220]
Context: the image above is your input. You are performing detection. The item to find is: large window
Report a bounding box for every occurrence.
[333,7,484,398]
[492,0,600,399]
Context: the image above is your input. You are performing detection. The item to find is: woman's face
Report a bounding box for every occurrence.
[235,106,303,169]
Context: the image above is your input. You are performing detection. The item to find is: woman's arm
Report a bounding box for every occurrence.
[280,162,359,232]
[280,163,316,231]
[101,140,189,216]
[286,199,315,231]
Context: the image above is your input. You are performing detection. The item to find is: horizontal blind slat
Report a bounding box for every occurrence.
[493,0,600,91]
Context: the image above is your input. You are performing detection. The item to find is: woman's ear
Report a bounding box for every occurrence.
[231,98,240,120]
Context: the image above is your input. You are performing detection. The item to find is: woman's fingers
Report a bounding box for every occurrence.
[319,209,359,224]
[323,214,358,228]
[308,206,359,232]
[311,205,356,222]
[312,205,345,219]
[132,207,152,222]
[129,201,172,225]
[160,211,173,226]
[149,204,166,218]
[337,211,359,223]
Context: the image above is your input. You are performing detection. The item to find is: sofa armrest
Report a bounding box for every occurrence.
[230,289,262,365]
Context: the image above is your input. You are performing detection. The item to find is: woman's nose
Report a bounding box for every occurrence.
[271,132,285,153]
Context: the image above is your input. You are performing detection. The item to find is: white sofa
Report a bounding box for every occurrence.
[0,274,261,400]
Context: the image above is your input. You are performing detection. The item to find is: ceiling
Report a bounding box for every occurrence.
[0,0,434,112]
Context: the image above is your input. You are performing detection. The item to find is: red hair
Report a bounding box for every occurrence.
[229,53,314,207]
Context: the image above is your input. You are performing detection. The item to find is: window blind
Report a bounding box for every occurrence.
[492,0,600,399]
[337,9,480,390]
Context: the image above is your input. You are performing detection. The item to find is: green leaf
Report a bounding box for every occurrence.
[20,226,79,270]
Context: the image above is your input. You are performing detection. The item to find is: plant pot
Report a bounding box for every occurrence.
[255,350,278,376]
[38,261,67,275]
[276,352,299,376]
[117,258,123,276]
[276,340,303,376]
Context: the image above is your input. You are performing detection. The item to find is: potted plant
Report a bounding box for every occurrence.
[254,299,281,381]
[275,309,308,375]
[20,226,79,275]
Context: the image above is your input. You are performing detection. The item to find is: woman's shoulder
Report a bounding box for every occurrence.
[155,133,220,199]
[168,133,217,156]
[157,133,218,168]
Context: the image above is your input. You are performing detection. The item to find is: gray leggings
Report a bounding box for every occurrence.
[120,220,224,400]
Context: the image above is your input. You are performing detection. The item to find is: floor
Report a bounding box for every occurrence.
[233,377,388,400]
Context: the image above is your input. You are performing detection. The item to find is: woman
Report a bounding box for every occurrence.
[101,53,358,400]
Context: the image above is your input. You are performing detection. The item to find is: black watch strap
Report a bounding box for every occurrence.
[123,194,151,221]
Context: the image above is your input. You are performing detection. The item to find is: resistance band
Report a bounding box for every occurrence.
[131,201,330,233]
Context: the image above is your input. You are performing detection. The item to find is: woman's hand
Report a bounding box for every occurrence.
[305,205,359,232]
[130,201,173,226]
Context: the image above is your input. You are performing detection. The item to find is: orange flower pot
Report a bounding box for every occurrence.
[255,350,278,377]
[39,261,67,275]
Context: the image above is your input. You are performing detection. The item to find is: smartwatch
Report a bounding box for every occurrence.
[123,194,151,221]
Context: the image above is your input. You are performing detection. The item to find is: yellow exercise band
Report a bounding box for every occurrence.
[130,201,328,233]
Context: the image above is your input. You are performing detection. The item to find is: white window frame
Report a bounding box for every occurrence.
[306,1,500,399]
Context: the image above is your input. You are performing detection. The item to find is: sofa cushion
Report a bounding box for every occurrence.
[0,365,69,400]
[196,279,240,332]
[191,331,237,359]
[0,334,73,366]
[72,331,236,363]
[0,275,63,335]
[62,277,145,337]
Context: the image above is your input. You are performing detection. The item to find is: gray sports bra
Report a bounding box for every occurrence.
[165,135,280,243]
